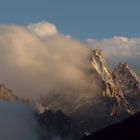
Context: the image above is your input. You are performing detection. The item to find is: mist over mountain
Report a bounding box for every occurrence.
[0,102,40,140]
[0,22,139,100]
[0,22,140,140]
[36,48,140,140]
[0,23,98,100]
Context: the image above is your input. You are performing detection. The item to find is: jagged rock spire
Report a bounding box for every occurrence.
[113,62,140,95]
[113,62,140,111]
[90,49,134,115]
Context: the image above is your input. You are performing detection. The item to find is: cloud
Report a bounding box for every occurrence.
[0,22,100,101]
[0,21,139,101]
[0,102,40,140]
[28,21,58,37]
[87,36,140,73]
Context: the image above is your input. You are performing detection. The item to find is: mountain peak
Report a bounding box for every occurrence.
[113,62,140,111]
[113,62,140,84]
[90,50,134,115]
[90,49,111,78]
[91,49,104,58]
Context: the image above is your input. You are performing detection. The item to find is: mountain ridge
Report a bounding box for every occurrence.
[35,49,140,139]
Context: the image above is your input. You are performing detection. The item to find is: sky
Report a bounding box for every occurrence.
[0,0,140,40]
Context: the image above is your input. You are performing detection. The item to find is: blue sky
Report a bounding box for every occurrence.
[0,0,140,40]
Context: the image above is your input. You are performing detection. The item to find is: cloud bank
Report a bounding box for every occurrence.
[87,36,140,74]
[0,22,100,100]
[28,21,58,37]
[0,21,139,100]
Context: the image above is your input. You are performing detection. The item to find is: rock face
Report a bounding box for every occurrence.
[36,110,81,140]
[90,49,133,115]
[113,62,140,111]
[0,84,17,102]
[91,49,121,97]
[113,62,140,96]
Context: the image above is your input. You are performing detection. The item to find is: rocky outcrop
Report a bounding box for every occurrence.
[36,109,81,140]
[113,62,140,111]
[90,49,133,115]
[0,84,17,102]
[113,62,140,96]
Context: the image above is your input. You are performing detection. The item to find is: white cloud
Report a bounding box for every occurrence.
[28,21,58,37]
[87,36,140,73]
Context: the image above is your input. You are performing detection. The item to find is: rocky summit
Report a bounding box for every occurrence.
[90,49,133,115]
[113,62,140,111]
